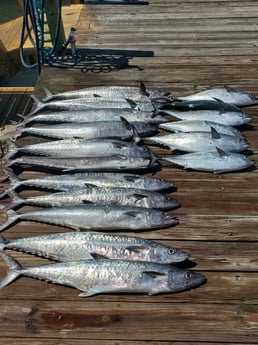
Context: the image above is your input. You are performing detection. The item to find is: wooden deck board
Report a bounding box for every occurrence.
[1,0,258,344]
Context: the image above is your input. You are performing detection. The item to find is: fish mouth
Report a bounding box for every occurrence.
[189,271,207,288]
[171,250,189,263]
[163,199,181,210]
[243,116,252,123]
[162,213,179,226]
[177,250,190,262]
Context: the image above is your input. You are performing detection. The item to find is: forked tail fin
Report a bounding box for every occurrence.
[0,252,21,289]
[3,190,24,210]
[41,85,54,103]
[0,209,19,232]
[0,170,21,200]
[29,95,47,115]
[2,138,18,160]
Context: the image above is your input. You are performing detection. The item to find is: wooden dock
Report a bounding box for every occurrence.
[1,1,258,344]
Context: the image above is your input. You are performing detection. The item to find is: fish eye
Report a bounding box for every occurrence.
[167,248,175,255]
[184,271,192,279]
[165,196,170,201]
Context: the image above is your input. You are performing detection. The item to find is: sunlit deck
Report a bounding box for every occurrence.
[1,1,258,344]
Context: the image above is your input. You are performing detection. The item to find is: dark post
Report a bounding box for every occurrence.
[44,0,66,54]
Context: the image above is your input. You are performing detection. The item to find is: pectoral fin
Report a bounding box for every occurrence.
[143,271,167,278]
[79,287,103,297]
[125,245,149,254]
[90,253,110,259]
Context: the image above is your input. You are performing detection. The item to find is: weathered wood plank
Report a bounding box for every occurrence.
[0,340,245,345]
[2,1,258,344]
[0,300,257,343]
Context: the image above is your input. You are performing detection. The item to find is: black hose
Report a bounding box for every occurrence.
[20,0,63,74]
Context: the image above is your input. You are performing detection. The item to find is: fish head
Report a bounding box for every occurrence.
[231,136,250,151]
[146,210,179,229]
[236,111,251,125]
[236,155,256,171]
[143,177,175,192]
[150,245,189,264]
[168,268,206,292]
[124,209,178,229]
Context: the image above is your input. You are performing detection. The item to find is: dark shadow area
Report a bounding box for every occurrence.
[44,48,154,73]
[82,0,149,5]
[0,93,33,127]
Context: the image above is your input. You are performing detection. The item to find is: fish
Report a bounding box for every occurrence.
[160,108,251,126]
[162,99,243,112]
[0,253,205,296]
[159,120,245,138]
[4,137,153,160]
[0,171,174,199]
[0,231,189,263]
[3,186,180,210]
[16,108,168,127]
[29,94,157,115]
[41,82,172,103]
[4,152,160,172]
[162,148,255,173]
[0,205,179,232]
[176,86,258,107]
[11,117,158,140]
[146,127,249,152]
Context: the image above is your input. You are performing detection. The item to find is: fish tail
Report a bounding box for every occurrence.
[148,150,160,168]
[41,85,54,102]
[0,252,21,289]
[2,138,18,160]
[0,235,7,251]
[0,209,19,232]
[29,95,46,115]
[0,169,20,199]
[4,190,23,210]
[1,158,15,174]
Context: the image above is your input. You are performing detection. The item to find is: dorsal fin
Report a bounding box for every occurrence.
[211,126,221,139]
[216,147,229,157]
[224,85,238,93]
[139,82,149,97]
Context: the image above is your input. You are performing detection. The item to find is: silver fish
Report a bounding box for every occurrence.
[146,127,249,152]
[161,108,251,126]
[41,82,171,103]
[162,148,255,173]
[18,108,167,126]
[4,186,180,210]
[0,171,174,199]
[29,95,156,115]
[159,120,245,138]
[4,153,159,172]
[13,118,157,140]
[0,205,179,232]
[176,86,258,107]
[0,231,189,263]
[162,99,242,112]
[0,253,205,296]
[4,138,153,160]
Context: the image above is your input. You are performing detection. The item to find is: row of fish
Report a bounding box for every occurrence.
[7,83,256,173]
[2,82,257,296]
[149,89,256,173]
[0,83,207,296]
